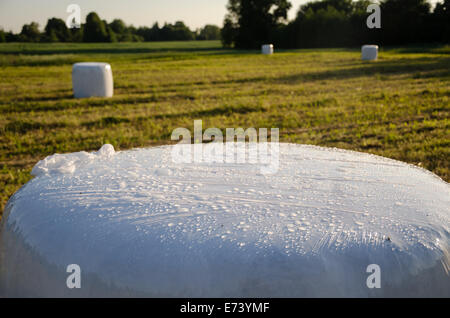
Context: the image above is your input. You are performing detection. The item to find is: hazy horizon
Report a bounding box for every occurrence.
[0,0,311,33]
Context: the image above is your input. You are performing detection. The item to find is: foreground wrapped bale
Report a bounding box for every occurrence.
[72,62,113,98]
[0,143,449,297]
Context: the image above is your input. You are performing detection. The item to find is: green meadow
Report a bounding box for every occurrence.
[0,40,449,216]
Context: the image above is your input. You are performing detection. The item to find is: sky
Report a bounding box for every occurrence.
[0,0,310,33]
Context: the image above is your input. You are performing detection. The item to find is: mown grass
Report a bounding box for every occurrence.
[0,41,449,217]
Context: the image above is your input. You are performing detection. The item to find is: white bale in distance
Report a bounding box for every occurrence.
[261,44,274,55]
[361,45,378,61]
[72,62,113,98]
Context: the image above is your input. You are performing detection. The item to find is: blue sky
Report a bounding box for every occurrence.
[0,0,309,32]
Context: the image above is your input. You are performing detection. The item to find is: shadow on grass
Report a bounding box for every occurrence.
[82,104,266,128]
[384,45,450,55]
[3,120,68,134]
[1,55,448,115]
[272,56,450,84]
[0,45,250,56]
[0,95,159,113]
[11,93,75,102]
[0,48,258,67]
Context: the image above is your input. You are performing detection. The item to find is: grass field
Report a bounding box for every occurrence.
[0,40,449,217]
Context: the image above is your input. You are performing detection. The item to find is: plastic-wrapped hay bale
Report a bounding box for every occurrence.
[261,44,274,55]
[0,143,449,297]
[361,45,378,61]
[72,62,113,98]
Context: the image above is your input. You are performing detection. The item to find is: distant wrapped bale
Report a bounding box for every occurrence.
[262,44,274,55]
[361,45,378,61]
[72,62,113,98]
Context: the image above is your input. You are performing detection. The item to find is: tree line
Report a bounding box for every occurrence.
[0,0,449,48]
[222,0,450,48]
[0,12,221,43]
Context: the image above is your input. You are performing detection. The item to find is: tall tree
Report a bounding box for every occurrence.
[432,0,450,43]
[223,0,292,48]
[171,21,195,40]
[380,0,431,44]
[70,26,84,43]
[149,22,161,41]
[294,6,352,48]
[109,19,129,41]
[289,0,374,48]
[298,0,354,16]
[44,18,70,42]
[109,19,127,35]
[221,16,236,47]
[197,25,221,40]
[160,21,194,41]
[83,12,109,42]
[20,22,41,42]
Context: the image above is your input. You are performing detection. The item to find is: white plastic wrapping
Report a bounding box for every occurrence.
[361,45,378,61]
[0,143,449,297]
[262,44,274,55]
[72,62,113,98]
